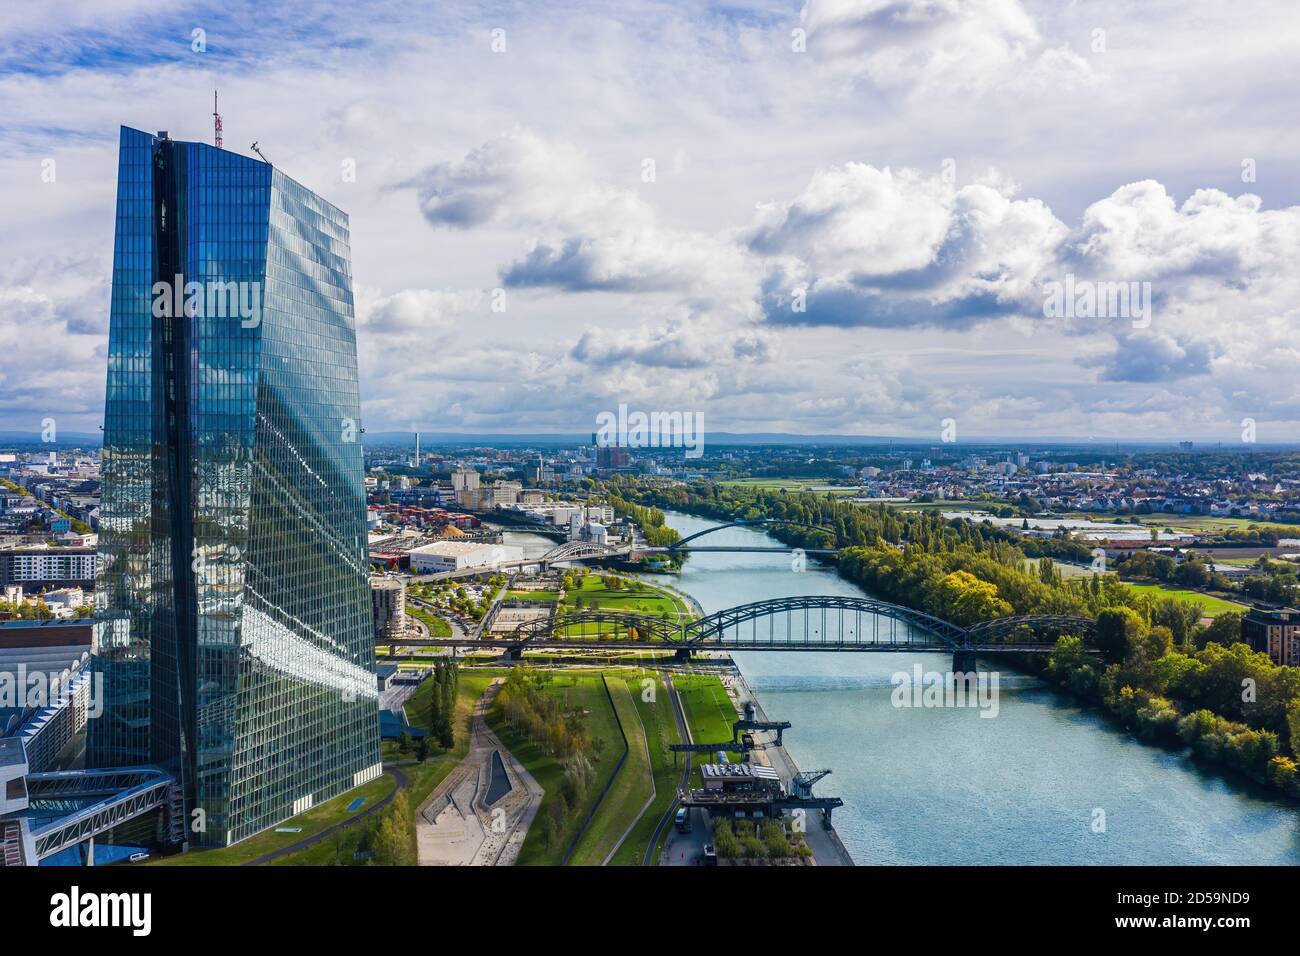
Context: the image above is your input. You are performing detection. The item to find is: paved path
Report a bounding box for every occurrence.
[416,679,543,866]
[653,675,700,866]
[242,765,409,866]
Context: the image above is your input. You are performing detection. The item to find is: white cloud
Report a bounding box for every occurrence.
[800,0,1093,94]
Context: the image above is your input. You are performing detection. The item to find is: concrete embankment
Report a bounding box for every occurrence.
[727,670,855,867]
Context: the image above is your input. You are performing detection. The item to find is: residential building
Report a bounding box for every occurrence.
[1243,606,1300,667]
[0,548,96,590]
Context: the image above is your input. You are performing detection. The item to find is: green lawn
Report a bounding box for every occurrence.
[504,590,560,603]
[485,672,624,866]
[148,772,398,866]
[608,673,682,866]
[1058,512,1300,536]
[408,605,452,637]
[717,477,861,495]
[1022,557,1102,579]
[564,575,689,615]
[673,673,738,788]
[1123,583,1247,617]
[567,677,652,865]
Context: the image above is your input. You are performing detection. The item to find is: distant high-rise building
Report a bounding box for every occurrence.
[596,443,631,471]
[370,577,406,643]
[91,127,380,847]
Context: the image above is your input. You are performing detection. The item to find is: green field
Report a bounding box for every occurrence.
[148,772,398,866]
[407,605,453,637]
[485,672,624,866]
[567,676,652,865]
[673,673,738,788]
[1123,583,1247,617]
[563,574,690,618]
[608,673,682,866]
[1058,512,1300,536]
[718,477,859,494]
[504,589,560,603]
[1022,557,1102,579]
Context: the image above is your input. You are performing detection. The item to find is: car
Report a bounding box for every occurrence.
[674,807,692,832]
[129,852,150,863]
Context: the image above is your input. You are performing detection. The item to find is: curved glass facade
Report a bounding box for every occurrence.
[92,127,380,847]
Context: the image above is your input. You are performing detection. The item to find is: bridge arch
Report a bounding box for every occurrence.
[964,615,1096,647]
[497,594,1098,656]
[683,595,968,647]
[669,518,845,550]
[541,540,627,563]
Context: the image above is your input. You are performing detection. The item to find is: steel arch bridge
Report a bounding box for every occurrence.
[668,518,845,551]
[540,540,629,563]
[684,595,968,647]
[965,615,1096,646]
[498,594,1096,660]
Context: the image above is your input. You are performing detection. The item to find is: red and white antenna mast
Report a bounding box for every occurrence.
[213,90,223,149]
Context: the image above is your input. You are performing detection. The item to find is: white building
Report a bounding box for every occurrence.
[408,541,524,574]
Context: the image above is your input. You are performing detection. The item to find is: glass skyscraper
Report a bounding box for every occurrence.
[91,126,381,847]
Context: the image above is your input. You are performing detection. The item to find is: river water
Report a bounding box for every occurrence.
[651,511,1300,865]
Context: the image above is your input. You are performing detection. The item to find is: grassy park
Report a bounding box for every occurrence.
[1123,583,1247,617]
[567,676,653,865]
[673,673,739,787]
[485,670,624,866]
[148,771,398,867]
[607,672,683,866]
[407,604,453,637]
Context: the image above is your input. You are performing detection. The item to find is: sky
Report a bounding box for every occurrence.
[1,0,1298,442]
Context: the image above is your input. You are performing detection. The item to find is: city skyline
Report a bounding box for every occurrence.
[2,1,1299,441]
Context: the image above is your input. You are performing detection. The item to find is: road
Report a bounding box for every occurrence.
[651,674,705,866]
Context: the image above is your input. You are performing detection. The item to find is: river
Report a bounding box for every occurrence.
[649,510,1300,865]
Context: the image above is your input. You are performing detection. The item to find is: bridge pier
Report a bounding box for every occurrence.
[952,649,978,673]
[504,646,524,662]
[673,647,693,663]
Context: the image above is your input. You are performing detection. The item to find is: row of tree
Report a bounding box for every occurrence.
[494,669,604,850]
[425,661,459,750]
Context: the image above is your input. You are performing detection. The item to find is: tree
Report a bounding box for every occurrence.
[1195,611,1242,650]
[1094,607,1147,665]
[931,570,1012,626]
[371,791,415,865]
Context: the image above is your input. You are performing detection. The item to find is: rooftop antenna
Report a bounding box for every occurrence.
[212,90,223,148]
[250,141,269,164]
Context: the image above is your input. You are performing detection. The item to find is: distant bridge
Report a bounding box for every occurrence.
[405,520,849,582]
[665,518,844,554]
[468,594,1095,668]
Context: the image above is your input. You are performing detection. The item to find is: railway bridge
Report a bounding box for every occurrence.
[483,594,1096,670]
